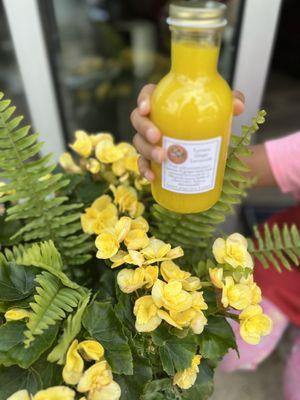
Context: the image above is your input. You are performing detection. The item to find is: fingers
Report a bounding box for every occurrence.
[133,133,164,164]
[130,108,161,144]
[137,84,156,115]
[138,156,154,181]
[233,90,245,116]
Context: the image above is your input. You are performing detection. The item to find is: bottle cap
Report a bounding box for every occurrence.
[168,1,227,29]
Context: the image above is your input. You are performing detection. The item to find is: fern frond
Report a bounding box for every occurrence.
[47,291,91,364]
[151,110,266,252]
[3,241,79,289]
[24,271,84,347]
[0,92,92,265]
[248,224,300,271]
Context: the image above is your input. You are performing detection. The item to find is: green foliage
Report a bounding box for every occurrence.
[248,224,300,272]
[151,326,197,375]
[47,291,91,364]
[82,300,133,375]
[0,92,92,265]
[0,259,36,302]
[3,241,79,289]
[116,352,152,400]
[150,110,266,255]
[197,316,237,359]
[24,272,83,347]
[0,321,58,368]
[0,365,41,400]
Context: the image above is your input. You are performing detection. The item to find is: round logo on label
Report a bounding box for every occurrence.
[167,144,188,164]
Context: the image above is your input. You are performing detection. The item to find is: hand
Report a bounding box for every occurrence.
[131,84,245,181]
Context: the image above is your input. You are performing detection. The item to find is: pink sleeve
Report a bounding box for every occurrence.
[265,131,300,200]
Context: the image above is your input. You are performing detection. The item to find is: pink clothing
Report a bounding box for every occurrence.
[265,131,300,199]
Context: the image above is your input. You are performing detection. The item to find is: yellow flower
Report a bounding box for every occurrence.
[124,229,149,250]
[134,176,150,191]
[59,152,82,174]
[115,216,132,242]
[110,185,143,218]
[157,309,182,329]
[33,386,75,400]
[90,381,121,400]
[182,277,202,292]
[78,340,104,362]
[239,305,273,345]
[209,268,224,289]
[7,390,31,400]
[125,154,139,174]
[81,196,118,235]
[240,274,262,305]
[5,308,31,321]
[117,142,136,156]
[95,232,119,259]
[112,158,126,177]
[110,250,145,268]
[131,216,149,232]
[95,140,124,163]
[70,130,93,158]
[93,205,119,235]
[160,261,190,282]
[90,132,113,147]
[152,280,192,312]
[190,291,208,311]
[144,265,159,288]
[85,158,101,174]
[141,238,183,265]
[62,340,84,385]
[212,233,253,269]
[190,311,208,334]
[77,360,113,393]
[173,355,202,390]
[117,267,145,293]
[221,276,252,310]
[134,296,162,332]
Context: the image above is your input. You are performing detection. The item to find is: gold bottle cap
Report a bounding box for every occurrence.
[167,1,227,29]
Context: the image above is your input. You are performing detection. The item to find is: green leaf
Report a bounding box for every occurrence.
[47,292,91,364]
[116,352,152,400]
[0,321,58,368]
[115,290,135,333]
[33,357,63,388]
[142,379,173,400]
[182,359,214,400]
[152,326,197,375]
[83,300,133,375]
[0,261,36,302]
[198,316,236,359]
[0,214,22,246]
[0,365,42,400]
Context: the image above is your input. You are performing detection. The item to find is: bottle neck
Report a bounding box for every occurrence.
[170,28,221,78]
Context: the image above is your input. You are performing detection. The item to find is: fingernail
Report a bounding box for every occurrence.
[145,170,154,181]
[138,100,148,114]
[151,147,163,163]
[146,128,160,143]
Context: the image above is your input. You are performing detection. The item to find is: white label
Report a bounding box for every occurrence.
[162,136,222,194]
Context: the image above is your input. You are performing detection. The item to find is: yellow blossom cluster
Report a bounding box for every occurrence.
[59,131,147,191]
[62,339,121,400]
[132,261,208,334]
[210,233,272,344]
[173,355,202,390]
[8,340,121,400]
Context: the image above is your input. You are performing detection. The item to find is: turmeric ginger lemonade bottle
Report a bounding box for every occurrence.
[151,1,233,213]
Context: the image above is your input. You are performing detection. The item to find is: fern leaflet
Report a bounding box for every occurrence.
[0,92,92,265]
[24,271,84,347]
[248,224,300,272]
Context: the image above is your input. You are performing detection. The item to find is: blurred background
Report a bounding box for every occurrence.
[0,1,300,397]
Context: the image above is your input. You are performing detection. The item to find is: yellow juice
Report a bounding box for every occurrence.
[151,40,233,213]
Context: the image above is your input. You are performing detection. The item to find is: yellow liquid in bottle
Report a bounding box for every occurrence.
[151,40,233,214]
